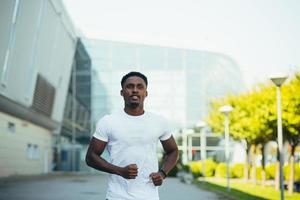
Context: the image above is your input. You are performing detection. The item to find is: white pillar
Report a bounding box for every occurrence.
[182,133,188,164]
[201,129,206,178]
[188,135,193,161]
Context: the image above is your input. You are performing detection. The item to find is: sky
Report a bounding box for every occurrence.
[63,0,300,90]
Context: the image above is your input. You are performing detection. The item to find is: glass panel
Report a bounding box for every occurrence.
[166,48,183,70]
[186,50,202,69]
[111,43,137,69]
[139,46,164,69]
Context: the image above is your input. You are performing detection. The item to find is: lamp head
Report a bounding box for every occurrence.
[270,76,288,87]
[219,105,233,115]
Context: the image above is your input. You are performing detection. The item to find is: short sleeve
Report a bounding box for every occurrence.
[159,117,172,141]
[93,116,109,142]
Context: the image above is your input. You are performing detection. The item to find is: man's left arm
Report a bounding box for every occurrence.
[150,136,179,186]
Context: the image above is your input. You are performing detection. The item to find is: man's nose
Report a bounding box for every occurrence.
[132,86,138,92]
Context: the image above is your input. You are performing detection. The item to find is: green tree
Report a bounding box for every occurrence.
[206,85,277,184]
[282,74,300,194]
[205,72,300,191]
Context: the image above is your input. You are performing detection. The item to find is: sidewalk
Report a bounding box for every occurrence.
[0,172,106,200]
[0,173,229,200]
[160,177,229,200]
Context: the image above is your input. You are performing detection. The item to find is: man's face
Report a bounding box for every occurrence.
[121,76,148,109]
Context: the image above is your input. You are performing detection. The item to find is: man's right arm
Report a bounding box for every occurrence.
[85,137,138,179]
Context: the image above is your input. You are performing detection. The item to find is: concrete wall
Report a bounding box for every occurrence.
[0,111,52,177]
[0,0,78,177]
[0,0,77,123]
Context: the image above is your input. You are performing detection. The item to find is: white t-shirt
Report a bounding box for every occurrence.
[93,110,172,200]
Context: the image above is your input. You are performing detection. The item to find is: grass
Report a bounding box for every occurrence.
[196,178,300,200]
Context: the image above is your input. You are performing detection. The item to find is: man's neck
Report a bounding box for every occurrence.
[124,107,144,116]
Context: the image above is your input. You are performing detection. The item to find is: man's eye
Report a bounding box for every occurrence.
[126,85,134,89]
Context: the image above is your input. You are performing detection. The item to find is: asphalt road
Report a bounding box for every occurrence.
[0,173,228,200]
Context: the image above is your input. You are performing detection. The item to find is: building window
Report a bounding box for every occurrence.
[8,122,15,133]
[33,145,39,159]
[27,144,33,159]
[61,150,68,162]
[27,144,39,159]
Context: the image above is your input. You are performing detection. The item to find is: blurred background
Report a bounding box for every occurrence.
[1,0,300,198]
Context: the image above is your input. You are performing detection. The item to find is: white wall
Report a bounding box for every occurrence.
[0,0,77,123]
[0,111,52,177]
[0,0,78,177]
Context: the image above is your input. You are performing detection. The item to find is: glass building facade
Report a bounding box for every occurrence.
[84,39,244,130]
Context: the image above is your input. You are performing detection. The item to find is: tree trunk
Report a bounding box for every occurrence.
[288,144,296,195]
[275,161,280,191]
[244,142,251,182]
[261,144,266,187]
[244,161,249,182]
[250,144,257,185]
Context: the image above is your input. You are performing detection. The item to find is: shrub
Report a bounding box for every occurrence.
[265,163,276,180]
[255,166,262,180]
[188,159,217,178]
[232,163,245,178]
[284,164,300,181]
[204,159,217,177]
[181,164,191,173]
[215,162,233,178]
[249,166,273,180]
[189,161,202,177]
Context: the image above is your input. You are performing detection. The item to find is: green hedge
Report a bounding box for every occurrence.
[181,164,191,173]
[185,162,300,181]
[248,163,300,181]
[188,159,217,178]
[205,159,217,177]
[232,163,245,178]
[250,166,274,180]
[265,163,276,180]
[215,162,234,178]
[255,166,262,180]
[284,164,300,181]
[189,161,202,177]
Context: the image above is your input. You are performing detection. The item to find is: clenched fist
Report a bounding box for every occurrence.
[121,164,138,179]
[149,172,165,186]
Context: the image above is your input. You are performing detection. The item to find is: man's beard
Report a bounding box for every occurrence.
[128,102,139,109]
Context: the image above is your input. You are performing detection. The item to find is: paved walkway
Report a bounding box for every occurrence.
[159,177,226,200]
[0,173,227,200]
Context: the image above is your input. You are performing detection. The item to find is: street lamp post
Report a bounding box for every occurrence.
[270,75,288,200]
[197,121,206,180]
[220,105,233,191]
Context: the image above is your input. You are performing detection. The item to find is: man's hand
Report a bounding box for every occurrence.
[149,172,165,186]
[121,164,138,179]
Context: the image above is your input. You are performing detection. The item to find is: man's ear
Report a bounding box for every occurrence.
[120,90,123,96]
[146,90,148,97]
